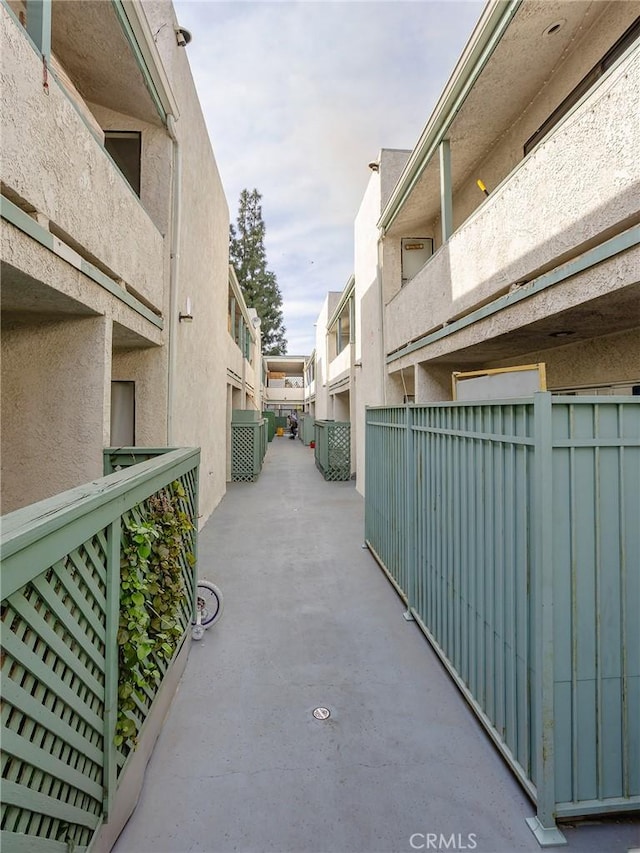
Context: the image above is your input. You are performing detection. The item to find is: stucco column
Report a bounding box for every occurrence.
[415,362,453,403]
[1,314,110,512]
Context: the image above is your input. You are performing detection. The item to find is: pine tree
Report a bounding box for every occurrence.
[229,189,287,355]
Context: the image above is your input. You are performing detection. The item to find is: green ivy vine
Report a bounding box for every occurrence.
[116,481,195,748]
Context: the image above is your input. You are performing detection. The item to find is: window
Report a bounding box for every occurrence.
[105,131,142,196]
[524,17,640,156]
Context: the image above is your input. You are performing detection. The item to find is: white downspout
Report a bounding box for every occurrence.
[166,113,181,444]
[377,235,387,405]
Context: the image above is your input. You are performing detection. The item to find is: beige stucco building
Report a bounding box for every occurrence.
[1,0,258,522]
[309,0,640,495]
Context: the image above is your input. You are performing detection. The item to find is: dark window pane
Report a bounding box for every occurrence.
[105,131,141,196]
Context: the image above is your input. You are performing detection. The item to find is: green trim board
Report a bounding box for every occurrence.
[1,194,164,329]
[111,0,166,123]
[386,224,640,364]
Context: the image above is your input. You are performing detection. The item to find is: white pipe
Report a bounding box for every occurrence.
[377,235,387,406]
[166,113,181,444]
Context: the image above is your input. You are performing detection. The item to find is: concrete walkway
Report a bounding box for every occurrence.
[115,438,639,853]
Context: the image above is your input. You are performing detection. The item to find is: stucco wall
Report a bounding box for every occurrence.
[312,294,336,420]
[111,344,168,446]
[1,316,108,513]
[385,51,640,354]
[0,5,165,311]
[490,328,640,392]
[88,103,172,237]
[447,2,639,239]
[142,1,230,524]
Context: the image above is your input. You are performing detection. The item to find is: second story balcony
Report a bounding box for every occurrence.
[382,3,639,357]
[1,0,169,313]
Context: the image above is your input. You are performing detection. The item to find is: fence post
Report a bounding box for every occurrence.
[403,406,416,620]
[526,393,566,846]
[103,518,121,820]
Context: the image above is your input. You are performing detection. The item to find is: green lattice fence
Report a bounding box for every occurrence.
[1,448,200,853]
[314,420,351,481]
[231,419,266,482]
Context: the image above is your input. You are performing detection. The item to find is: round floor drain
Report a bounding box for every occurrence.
[313,707,330,720]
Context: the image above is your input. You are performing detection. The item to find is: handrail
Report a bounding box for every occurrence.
[1,447,200,599]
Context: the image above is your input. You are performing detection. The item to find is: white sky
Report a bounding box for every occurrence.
[173,0,484,355]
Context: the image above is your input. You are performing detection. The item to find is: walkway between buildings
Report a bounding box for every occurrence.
[114,438,639,853]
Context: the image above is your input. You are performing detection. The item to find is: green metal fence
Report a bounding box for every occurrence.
[298,414,315,446]
[231,413,267,482]
[0,448,200,853]
[365,395,640,844]
[314,420,350,481]
[262,410,276,442]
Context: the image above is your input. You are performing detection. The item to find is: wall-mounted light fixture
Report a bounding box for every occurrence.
[179,297,193,323]
[175,26,192,47]
[252,315,262,328]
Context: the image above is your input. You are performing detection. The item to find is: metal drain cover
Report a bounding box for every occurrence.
[313,707,331,720]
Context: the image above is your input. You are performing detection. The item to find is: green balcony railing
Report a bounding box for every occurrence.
[1,447,200,853]
[365,394,640,844]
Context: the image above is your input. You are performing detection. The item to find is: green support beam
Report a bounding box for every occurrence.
[439,139,453,243]
[26,0,51,59]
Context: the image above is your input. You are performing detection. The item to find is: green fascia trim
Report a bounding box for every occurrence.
[386,224,640,364]
[1,195,164,329]
[111,0,166,123]
[327,275,356,330]
[378,0,522,233]
[1,448,200,597]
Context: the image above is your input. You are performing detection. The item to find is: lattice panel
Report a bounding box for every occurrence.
[325,423,351,481]
[232,425,258,482]
[1,533,108,852]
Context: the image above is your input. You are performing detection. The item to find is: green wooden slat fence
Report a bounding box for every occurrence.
[230,415,267,482]
[365,394,640,844]
[314,421,350,481]
[1,447,200,853]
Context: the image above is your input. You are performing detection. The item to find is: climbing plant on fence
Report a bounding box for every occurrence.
[0,448,200,853]
[117,483,195,749]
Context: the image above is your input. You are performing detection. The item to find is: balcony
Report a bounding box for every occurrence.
[1,4,165,312]
[328,345,350,386]
[385,46,639,357]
